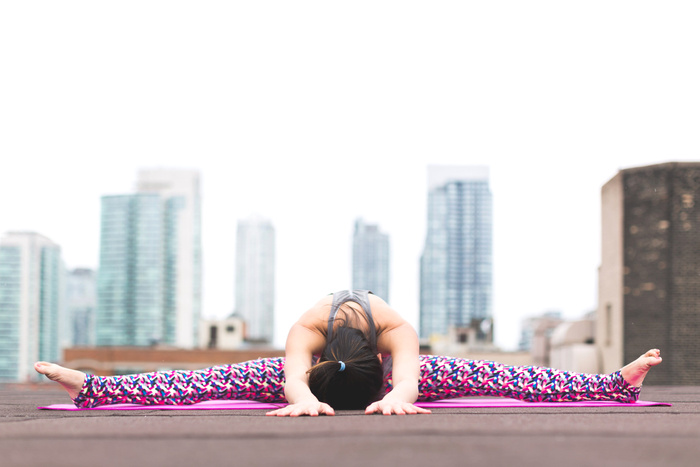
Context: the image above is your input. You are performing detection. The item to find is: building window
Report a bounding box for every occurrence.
[682,193,694,209]
[208,326,218,349]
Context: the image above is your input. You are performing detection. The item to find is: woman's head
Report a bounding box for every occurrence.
[307,325,384,410]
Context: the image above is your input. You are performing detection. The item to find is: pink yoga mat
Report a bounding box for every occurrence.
[38,398,671,411]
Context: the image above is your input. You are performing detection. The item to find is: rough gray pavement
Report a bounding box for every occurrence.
[1,385,698,467]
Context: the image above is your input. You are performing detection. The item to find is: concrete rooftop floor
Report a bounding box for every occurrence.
[1,385,698,467]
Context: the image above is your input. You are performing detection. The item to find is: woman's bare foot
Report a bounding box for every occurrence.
[620,349,662,387]
[34,362,86,400]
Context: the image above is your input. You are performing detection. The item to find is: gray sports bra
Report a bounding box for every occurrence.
[327,290,378,352]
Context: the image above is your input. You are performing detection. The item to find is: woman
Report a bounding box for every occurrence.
[35,290,662,416]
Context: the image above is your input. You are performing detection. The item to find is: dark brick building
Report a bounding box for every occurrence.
[598,162,700,385]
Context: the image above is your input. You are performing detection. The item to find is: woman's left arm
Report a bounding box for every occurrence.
[365,322,431,415]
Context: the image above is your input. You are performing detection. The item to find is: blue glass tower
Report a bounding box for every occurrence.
[0,232,63,382]
[0,244,21,381]
[96,194,164,346]
[138,169,202,349]
[96,169,202,348]
[420,166,493,341]
[39,245,63,363]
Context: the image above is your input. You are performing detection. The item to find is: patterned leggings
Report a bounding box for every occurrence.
[72,355,640,408]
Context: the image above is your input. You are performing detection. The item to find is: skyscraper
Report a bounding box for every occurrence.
[352,218,390,300]
[66,268,96,346]
[96,194,164,346]
[137,169,202,348]
[0,232,63,382]
[235,215,275,343]
[96,169,202,348]
[598,162,700,385]
[420,165,493,342]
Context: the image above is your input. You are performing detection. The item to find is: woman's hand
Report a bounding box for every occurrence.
[266,400,335,417]
[364,399,431,416]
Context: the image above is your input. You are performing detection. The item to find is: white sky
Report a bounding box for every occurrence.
[1,2,699,350]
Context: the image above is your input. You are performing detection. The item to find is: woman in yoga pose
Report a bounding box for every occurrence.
[35,290,662,416]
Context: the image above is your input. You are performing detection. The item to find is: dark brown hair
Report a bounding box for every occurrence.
[307,324,384,410]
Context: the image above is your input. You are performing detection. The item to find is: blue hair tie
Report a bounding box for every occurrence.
[338,361,346,372]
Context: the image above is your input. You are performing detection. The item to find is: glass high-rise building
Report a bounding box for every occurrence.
[235,216,275,343]
[66,268,97,346]
[96,194,164,346]
[420,165,493,342]
[137,169,202,348]
[352,218,390,301]
[0,232,63,382]
[96,169,202,348]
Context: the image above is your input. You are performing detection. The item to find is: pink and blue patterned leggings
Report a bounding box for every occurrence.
[72,355,640,408]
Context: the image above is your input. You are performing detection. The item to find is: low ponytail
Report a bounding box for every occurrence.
[307,326,384,410]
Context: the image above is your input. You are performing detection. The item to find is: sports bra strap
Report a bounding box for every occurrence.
[327,290,377,352]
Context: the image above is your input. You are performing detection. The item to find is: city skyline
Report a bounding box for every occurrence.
[7,161,700,380]
[2,3,699,350]
[3,160,700,351]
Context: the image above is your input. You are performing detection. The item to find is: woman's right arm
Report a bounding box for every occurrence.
[266,323,335,417]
